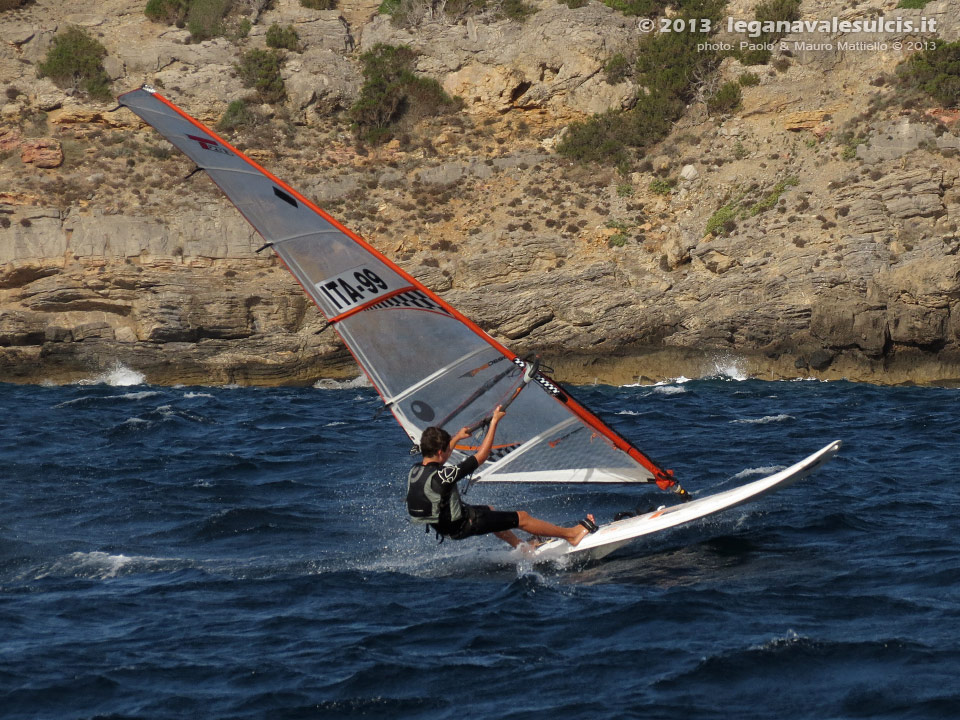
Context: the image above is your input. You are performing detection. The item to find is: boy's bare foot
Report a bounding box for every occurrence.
[569,514,597,546]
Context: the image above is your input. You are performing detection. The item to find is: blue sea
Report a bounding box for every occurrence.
[1,366,958,719]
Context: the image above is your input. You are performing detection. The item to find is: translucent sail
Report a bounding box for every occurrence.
[118,87,674,486]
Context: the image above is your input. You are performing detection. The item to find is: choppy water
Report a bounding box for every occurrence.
[1,370,958,719]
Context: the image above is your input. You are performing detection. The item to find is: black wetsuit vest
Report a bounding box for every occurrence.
[406,456,479,533]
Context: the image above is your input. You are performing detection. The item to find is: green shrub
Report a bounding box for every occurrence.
[747,176,797,216]
[231,17,252,40]
[707,81,742,114]
[0,0,32,10]
[445,0,490,15]
[739,47,771,66]
[705,196,742,236]
[186,0,232,40]
[300,0,336,8]
[737,0,800,65]
[378,0,412,25]
[649,178,674,195]
[500,0,537,20]
[558,112,630,167]
[896,0,929,7]
[739,71,760,86]
[896,41,960,107]
[602,0,667,15]
[753,0,801,32]
[379,0,496,26]
[236,48,286,103]
[558,0,724,166]
[558,0,588,7]
[840,133,867,160]
[144,0,234,40]
[604,53,631,84]
[217,99,255,130]
[144,0,189,23]
[266,23,300,51]
[349,44,457,144]
[704,178,798,235]
[37,26,113,102]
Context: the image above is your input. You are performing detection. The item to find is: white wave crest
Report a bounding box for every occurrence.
[754,629,805,651]
[653,384,687,395]
[34,551,174,580]
[622,375,691,388]
[731,413,793,425]
[118,390,160,400]
[183,391,214,399]
[314,375,371,390]
[76,362,146,387]
[53,391,156,409]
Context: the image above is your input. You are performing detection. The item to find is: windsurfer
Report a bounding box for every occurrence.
[406,405,598,549]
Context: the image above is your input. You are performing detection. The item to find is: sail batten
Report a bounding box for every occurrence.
[190,165,264,177]
[117,86,673,488]
[273,229,346,245]
[478,417,579,479]
[383,346,492,407]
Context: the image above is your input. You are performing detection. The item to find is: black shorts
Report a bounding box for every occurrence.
[446,505,520,540]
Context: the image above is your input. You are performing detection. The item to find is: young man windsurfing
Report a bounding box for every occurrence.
[406,405,598,548]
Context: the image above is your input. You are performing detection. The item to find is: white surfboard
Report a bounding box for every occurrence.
[531,440,842,562]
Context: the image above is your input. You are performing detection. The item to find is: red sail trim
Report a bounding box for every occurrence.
[125,88,672,480]
[327,286,416,324]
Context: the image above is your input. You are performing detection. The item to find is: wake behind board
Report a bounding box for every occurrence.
[532,440,842,563]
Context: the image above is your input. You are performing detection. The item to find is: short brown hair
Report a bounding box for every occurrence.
[419,426,450,457]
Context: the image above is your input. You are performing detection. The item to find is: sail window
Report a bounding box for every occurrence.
[273,187,298,208]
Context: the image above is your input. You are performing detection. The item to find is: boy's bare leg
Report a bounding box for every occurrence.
[494,530,522,548]
[517,512,595,546]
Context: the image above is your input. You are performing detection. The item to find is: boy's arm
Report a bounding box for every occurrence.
[449,427,471,451]
[473,405,506,466]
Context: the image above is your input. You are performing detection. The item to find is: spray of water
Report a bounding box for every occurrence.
[76,362,146,387]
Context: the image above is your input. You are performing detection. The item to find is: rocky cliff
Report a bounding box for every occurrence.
[2,0,960,386]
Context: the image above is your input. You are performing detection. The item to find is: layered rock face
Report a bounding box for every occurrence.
[1,0,960,386]
[0,206,354,384]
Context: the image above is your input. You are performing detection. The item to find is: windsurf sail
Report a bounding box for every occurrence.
[118,86,682,491]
